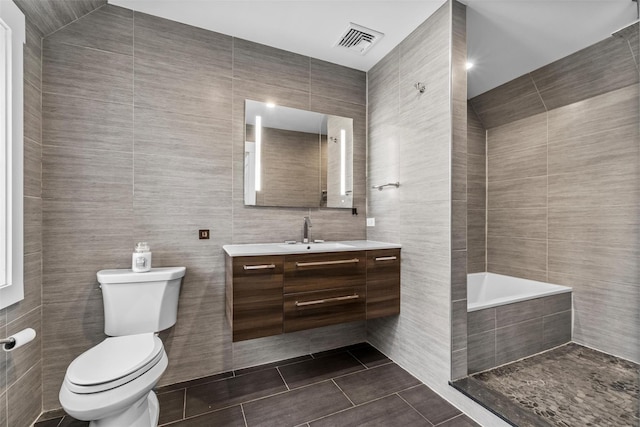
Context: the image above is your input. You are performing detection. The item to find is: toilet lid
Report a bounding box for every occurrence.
[67,333,163,387]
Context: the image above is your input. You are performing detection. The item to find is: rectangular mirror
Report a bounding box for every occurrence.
[244,100,353,208]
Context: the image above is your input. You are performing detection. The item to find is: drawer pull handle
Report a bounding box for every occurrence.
[375,256,397,261]
[295,294,360,307]
[295,258,359,268]
[243,264,276,270]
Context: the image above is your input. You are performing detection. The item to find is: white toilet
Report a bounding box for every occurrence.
[59,266,186,427]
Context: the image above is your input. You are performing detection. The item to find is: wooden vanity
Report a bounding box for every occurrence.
[224,241,401,342]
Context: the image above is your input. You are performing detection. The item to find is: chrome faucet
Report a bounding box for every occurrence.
[302,216,312,243]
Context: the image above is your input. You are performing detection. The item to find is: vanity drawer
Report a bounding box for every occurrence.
[284,286,366,332]
[366,249,401,319]
[233,256,284,276]
[231,256,284,341]
[284,251,366,293]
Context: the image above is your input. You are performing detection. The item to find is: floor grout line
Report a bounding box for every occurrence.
[276,366,290,391]
[240,403,248,427]
[331,379,356,407]
[396,392,436,426]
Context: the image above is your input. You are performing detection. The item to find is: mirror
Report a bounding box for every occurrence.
[244,100,353,208]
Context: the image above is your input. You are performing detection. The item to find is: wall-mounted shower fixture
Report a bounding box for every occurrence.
[414,82,426,93]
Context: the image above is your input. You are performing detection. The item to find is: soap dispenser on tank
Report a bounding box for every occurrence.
[132,242,152,272]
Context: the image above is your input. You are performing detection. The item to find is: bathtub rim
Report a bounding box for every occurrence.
[467,272,572,312]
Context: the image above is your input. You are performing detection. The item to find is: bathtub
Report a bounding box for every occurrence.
[466,273,573,375]
[468,272,572,312]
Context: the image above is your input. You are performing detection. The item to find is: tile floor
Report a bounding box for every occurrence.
[453,343,639,427]
[35,343,479,427]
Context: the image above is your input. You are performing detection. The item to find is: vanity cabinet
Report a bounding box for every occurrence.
[226,256,284,341]
[224,243,401,342]
[283,252,366,333]
[366,249,401,319]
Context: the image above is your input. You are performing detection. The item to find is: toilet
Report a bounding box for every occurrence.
[59,266,186,427]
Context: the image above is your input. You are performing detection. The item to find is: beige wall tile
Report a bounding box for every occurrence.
[532,36,639,110]
[6,254,41,323]
[5,309,41,388]
[46,5,133,56]
[488,176,547,209]
[549,272,639,362]
[548,205,638,250]
[486,263,548,282]
[13,0,106,36]
[487,236,547,273]
[43,93,133,152]
[488,143,547,183]
[547,84,638,141]
[487,112,547,157]
[134,11,232,78]
[43,41,133,103]
[233,38,310,92]
[548,162,638,208]
[42,145,133,203]
[7,362,42,427]
[23,196,42,255]
[488,208,547,240]
[470,75,546,129]
[23,138,41,198]
[24,81,41,143]
[548,240,638,285]
[0,392,5,427]
[310,59,366,106]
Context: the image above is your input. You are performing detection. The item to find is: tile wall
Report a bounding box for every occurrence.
[367,1,507,425]
[0,17,43,427]
[40,4,367,411]
[466,106,486,274]
[450,0,468,381]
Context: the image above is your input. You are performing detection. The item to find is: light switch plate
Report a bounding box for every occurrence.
[366,218,375,227]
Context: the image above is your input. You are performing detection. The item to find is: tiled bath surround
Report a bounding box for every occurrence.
[467,293,572,374]
[39,3,367,411]
[465,24,639,364]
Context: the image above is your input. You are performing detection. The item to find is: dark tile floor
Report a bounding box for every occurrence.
[36,343,479,427]
[453,343,640,427]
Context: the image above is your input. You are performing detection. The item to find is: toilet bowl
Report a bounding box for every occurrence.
[60,334,168,426]
[59,267,185,427]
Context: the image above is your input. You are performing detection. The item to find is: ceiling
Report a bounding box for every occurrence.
[109,0,638,98]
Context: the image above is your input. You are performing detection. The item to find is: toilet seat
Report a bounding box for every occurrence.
[65,333,164,394]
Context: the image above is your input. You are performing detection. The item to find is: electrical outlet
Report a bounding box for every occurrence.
[366,218,375,227]
[199,229,210,239]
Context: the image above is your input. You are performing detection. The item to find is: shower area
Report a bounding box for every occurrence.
[451,14,640,427]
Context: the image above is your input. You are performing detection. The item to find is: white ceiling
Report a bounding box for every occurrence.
[109,0,638,98]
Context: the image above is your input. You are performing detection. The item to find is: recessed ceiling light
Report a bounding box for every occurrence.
[266,102,276,108]
[466,62,474,70]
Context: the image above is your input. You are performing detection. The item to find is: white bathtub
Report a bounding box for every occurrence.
[467,272,572,312]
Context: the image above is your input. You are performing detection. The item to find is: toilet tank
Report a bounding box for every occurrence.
[97,267,186,336]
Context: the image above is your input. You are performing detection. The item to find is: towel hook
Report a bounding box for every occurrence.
[414,82,426,93]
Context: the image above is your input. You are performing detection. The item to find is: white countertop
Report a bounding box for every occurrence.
[223,240,401,257]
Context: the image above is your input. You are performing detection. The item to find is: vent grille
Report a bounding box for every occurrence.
[336,23,384,55]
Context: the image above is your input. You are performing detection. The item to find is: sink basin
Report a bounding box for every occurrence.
[277,242,355,253]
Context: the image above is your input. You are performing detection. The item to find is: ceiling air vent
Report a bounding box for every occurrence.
[336,23,384,55]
